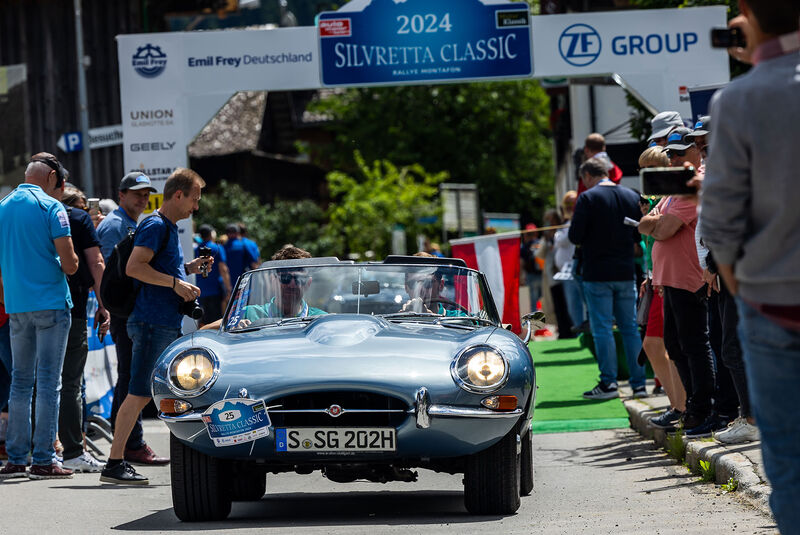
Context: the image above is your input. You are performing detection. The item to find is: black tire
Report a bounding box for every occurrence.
[230,463,267,501]
[464,428,521,515]
[520,426,534,496]
[170,433,232,522]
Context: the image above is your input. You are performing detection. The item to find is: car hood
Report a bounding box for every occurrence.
[168,315,498,401]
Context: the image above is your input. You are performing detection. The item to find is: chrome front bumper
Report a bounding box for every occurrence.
[159,386,522,427]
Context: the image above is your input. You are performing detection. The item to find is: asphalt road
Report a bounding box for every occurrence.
[0,421,777,534]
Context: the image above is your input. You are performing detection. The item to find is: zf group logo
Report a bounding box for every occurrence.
[132,44,167,78]
[559,24,601,67]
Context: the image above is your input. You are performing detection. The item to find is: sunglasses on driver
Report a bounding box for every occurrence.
[279,273,309,285]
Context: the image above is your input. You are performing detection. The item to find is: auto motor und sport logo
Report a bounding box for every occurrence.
[132,44,167,78]
[559,23,601,67]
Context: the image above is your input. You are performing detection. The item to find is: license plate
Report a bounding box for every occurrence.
[275,428,396,452]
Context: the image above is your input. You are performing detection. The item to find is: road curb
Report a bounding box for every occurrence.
[623,399,773,518]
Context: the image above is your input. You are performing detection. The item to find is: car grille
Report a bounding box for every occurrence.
[267,391,409,427]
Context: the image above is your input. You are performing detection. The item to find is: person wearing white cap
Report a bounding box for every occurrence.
[648,111,684,147]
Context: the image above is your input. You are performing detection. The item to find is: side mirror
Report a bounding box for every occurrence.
[521,311,547,344]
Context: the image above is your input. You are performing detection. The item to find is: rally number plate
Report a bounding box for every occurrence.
[202,398,270,447]
[275,428,396,452]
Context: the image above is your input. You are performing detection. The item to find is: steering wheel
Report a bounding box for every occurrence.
[427,297,471,315]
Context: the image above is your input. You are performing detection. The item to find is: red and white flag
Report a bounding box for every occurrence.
[451,232,521,333]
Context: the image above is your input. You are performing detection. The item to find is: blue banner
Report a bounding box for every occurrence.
[319,0,532,86]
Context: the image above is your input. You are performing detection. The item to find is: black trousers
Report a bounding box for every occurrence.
[59,317,88,461]
[717,281,751,418]
[109,313,145,450]
[708,292,740,418]
[663,286,716,418]
[550,283,574,339]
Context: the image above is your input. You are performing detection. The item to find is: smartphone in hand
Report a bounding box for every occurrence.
[640,167,697,196]
[87,198,100,216]
[711,27,746,49]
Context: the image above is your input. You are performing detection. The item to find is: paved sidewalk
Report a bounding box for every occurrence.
[620,384,772,518]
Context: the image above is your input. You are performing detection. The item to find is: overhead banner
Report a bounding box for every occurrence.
[531,6,729,116]
[318,0,532,86]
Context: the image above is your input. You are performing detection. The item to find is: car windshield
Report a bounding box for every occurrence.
[222,263,499,332]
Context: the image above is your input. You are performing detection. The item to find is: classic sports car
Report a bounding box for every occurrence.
[152,256,542,521]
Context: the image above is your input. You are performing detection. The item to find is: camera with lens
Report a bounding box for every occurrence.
[198,246,212,278]
[179,298,204,320]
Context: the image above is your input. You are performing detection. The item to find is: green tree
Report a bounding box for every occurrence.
[307,80,554,222]
[324,151,448,258]
[195,180,335,258]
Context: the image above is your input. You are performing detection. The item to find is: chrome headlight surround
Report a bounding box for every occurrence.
[167,348,219,397]
[450,344,509,393]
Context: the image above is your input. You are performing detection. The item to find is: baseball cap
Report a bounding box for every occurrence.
[664,127,696,151]
[648,111,684,141]
[525,223,538,231]
[686,116,711,138]
[119,172,156,192]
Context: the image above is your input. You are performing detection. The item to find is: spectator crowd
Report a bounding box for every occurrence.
[520,2,799,530]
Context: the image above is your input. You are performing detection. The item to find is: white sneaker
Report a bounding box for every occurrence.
[63,452,105,473]
[713,417,760,444]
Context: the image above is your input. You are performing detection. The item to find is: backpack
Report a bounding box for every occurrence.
[100,212,171,318]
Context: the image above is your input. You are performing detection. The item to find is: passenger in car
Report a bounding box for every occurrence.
[401,268,467,317]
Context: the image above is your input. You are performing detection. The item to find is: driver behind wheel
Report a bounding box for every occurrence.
[401,267,467,317]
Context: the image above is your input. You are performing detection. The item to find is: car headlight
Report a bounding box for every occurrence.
[451,345,509,393]
[169,348,218,396]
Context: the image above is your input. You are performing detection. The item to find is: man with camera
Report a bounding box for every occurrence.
[100,168,212,485]
[0,153,78,480]
[700,1,800,529]
[97,172,167,466]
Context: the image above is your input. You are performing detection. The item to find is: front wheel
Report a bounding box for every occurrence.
[464,428,521,515]
[520,425,534,496]
[170,433,232,522]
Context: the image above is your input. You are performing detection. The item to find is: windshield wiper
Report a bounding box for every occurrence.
[381,312,442,320]
[435,316,496,327]
[228,316,318,333]
[276,316,320,327]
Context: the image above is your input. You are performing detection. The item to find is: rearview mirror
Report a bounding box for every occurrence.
[521,311,547,344]
[352,281,380,297]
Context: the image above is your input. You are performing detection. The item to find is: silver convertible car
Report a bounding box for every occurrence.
[152,256,542,521]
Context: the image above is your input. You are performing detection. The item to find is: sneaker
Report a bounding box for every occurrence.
[714,417,760,444]
[28,463,73,480]
[681,412,708,430]
[125,444,169,466]
[0,463,28,479]
[583,381,619,400]
[649,408,683,430]
[63,452,105,473]
[100,460,149,485]
[685,414,729,438]
[632,386,648,399]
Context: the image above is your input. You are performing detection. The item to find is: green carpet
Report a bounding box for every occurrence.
[530,338,630,434]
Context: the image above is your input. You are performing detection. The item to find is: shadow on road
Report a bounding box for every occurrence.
[113,490,504,531]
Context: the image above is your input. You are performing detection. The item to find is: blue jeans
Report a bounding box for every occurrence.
[0,322,11,412]
[582,280,645,388]
[736,298,800,534]
[562,278,586,327]
[127,321,182,397]
[7,308,71,466]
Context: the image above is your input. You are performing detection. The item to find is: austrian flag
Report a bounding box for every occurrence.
[451,233,521,333]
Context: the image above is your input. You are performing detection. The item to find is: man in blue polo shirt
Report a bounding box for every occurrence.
[195,224,231,325]
[100,168,211,485]
[0,153,79,480]
[224,223,258,286]
[96,172,168,466]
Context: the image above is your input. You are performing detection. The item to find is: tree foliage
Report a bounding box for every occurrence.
[323,151,448,258]
[195,180,335,258]
[307,81,554,222]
